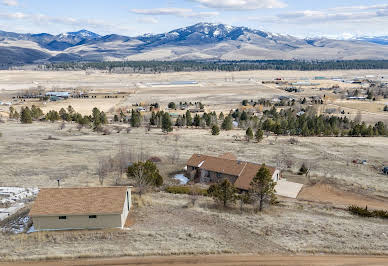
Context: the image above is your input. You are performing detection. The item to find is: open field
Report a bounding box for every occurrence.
[0,122,387,196]
[1,69,388,123]
[0,192,387,262]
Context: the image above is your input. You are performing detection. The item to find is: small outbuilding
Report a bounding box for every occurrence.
[29,187,131,231]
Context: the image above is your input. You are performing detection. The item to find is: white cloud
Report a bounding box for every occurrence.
[0,11,135,35]
[130,8,219,18]
[2,0,18,6]
[137,17,159,24]
[329,4,388,12]
[131,8,192,17]
[192,0,286,10]
[249,4,388,25]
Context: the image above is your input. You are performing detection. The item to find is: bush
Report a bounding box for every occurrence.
[211,124,220,135]
[148,156,162,163]
[165,186,207,196]
[298,163,308,175]
[348,205,388,219]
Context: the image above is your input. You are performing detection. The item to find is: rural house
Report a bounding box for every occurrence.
[186,154,280,191]
[29,187,131,231]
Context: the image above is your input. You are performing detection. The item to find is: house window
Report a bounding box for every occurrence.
[59,216,67,220]
[216,172,221,178]
[89,215,97,219]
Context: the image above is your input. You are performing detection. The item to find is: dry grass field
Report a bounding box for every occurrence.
[0,69,387,262]
[0,122,387,196]
[0,193,387,262]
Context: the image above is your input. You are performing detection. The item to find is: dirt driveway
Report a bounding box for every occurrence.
[298,183,388,210]
[3,255,388,266]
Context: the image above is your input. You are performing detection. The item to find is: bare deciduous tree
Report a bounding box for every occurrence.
[97,158,110,185]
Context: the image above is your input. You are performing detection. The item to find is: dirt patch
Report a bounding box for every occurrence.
[298,183,388,210]
[3,255,388,266]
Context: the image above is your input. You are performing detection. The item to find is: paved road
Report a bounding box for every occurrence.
[3,255,388,266]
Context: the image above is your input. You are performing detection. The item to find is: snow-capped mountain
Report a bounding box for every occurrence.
[0,23,388,64]
[354,36,388,46]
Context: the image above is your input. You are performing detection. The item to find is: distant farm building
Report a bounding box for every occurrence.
[29,187,131,231]
[186,154,280,191]
[45,92,70,98]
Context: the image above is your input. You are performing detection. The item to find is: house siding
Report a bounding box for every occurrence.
[32,187,132,231]
[32,214,122,230]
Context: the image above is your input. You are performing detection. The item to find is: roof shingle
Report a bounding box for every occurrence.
[29,187,128,217]
[187,154,277,190]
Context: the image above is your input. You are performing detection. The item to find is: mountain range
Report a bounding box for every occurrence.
[0,23,388,64]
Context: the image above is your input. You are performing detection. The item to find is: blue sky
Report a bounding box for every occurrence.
[0,0,387,38]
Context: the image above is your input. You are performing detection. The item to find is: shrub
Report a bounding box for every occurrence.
[168,102,176,109]
[211,124,220,135]
[165,186,207,196]
[348,205,388,219]
[148,156,162,163]
[298,163,308,175]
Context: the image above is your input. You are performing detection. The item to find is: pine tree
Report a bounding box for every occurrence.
[208,179,237,208]
[193,114,201,127]
[20,107,32,124]
[130,109,141,127]
[246,127,253,141]
[161,113,173,133]
[250,165,277,212]
[221,116,233,131]
[255,128,264,142]
[186,110,192,126]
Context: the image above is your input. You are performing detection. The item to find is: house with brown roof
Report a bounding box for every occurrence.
[186,154,280,191]
[29,187,131,231]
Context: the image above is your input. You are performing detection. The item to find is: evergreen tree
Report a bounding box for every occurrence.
[20,107,32,124]
[208,179,237,208]
[193,114,201,127]
[186,110,192,126]
[161,113,173,133]
[46,110,60,122]
[255,128,264,142]
[150,111,157,126]
[219,112,224,121]
[250,165,277,212]
[130,109,141,127]
[59,108,69,121]
[221,116,233,131]
[246,127,253,141]
[240,110,248,121]
[100,112,108,124]
[31,105,43,120]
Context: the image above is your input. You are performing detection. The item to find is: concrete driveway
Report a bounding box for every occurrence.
[275,179,304,198]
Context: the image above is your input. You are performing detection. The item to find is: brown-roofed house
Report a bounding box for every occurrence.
[186,154,280,190]
[29,187,132,231]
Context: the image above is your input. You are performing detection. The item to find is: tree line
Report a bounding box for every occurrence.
[40,60,388,72]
